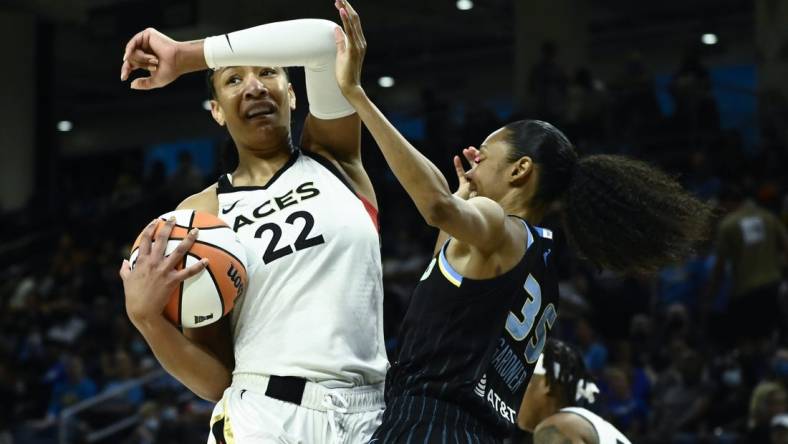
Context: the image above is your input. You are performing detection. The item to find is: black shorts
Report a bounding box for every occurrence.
[727,283,780,342]
[370,395,501,444]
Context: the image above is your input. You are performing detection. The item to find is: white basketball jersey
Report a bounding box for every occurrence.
[216,149,388,387]
[559,407,631,444]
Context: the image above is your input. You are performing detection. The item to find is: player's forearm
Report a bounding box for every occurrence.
[174,39,209,75]
[204,19,353,120]
[345,89,453,224]
[132,316,231,401]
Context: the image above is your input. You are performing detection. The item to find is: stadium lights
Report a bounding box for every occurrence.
[702,33,718,45]
[378,76,395,88]
[57,120,73,132]
[202,100,212,111]
[456,0,473,10]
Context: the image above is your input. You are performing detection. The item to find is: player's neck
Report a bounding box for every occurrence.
[501,197,544,225]
[234,143,294,186]
[498,189,544,224]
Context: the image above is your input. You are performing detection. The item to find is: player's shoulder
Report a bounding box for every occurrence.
[533,412,596,444]
[717,211,740,233]
[176,183,219,215]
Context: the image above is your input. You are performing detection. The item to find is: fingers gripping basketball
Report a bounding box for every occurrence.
[129,210,249,328]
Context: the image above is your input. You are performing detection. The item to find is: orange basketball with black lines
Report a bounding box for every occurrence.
[129,210,249,328]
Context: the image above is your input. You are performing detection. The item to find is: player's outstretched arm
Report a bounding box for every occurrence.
[120,20,371,201]
[120,28,206,90]
[333,0,509,255]
[119,191,233,402]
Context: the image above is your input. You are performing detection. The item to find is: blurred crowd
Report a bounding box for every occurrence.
[1,43,787,443]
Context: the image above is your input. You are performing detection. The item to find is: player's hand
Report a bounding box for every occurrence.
[120,28,182,90]
[453,146,480,200]
[333,0,366,99]
[119,217,207,325]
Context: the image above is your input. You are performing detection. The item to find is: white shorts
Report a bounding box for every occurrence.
[207,374,385,444]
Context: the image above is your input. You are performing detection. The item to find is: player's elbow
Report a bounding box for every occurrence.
[193,380,230,403]
[304,19,341,54]
[422,195,455,228]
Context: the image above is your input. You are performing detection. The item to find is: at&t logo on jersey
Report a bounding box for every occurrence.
[484,387,516,423]
[474,373,487,397]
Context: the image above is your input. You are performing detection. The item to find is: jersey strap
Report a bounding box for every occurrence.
[435,217,535,288]
[302,149,379,232]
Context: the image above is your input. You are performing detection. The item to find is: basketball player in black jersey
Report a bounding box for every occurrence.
[333,1,711,442]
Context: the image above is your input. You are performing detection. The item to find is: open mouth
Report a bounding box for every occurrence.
[244,102,277,119]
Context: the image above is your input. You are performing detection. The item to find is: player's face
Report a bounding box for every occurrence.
[465,127,512,202]
[518,374,551,432]
[210,66,295,150]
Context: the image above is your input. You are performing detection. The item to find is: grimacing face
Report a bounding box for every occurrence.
[464,127,513,201]
[210,66,295,150]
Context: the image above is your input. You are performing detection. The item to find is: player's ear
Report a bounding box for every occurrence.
[210,100,225,126]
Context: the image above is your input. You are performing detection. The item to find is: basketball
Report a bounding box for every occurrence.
[129,209,248,328]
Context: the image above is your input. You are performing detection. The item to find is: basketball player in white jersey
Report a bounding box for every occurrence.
[118,13,388,443]
[518,339,631,444]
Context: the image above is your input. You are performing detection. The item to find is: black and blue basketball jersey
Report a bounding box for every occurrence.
[384,217,559,439]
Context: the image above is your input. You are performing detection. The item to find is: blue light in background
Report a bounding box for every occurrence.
[654,64,758,150]
[145,139,216,177]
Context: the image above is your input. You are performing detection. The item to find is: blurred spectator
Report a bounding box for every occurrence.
[611,52,662,143]
[123,401,160,444]
[772,414,788,444]
[101,349,145,416]
[656,253,713,312]
[774,349,788,388]
[528,41,568,122]
[600,366,648,438]
[748,382,787,444]
[707,350,750,436]
[629,314,656,368]
[565,67,608,143]
[669,47,720,137]
[609,341,652,410]
[46,355,97,419]
[706,184,788,347]
[575,317,608,377]
[649,347,715,443]
[167,151,204,201]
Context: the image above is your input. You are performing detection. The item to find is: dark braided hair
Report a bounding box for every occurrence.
[542,339,590,407]
[504,120,712,273]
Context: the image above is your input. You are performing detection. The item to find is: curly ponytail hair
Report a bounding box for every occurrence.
[505,120,712,273]
[564,155,712,272]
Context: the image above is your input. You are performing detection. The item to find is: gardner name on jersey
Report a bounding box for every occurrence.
[386,219,558,438]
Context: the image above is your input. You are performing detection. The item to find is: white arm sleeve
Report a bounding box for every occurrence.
[204,19,354,120]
